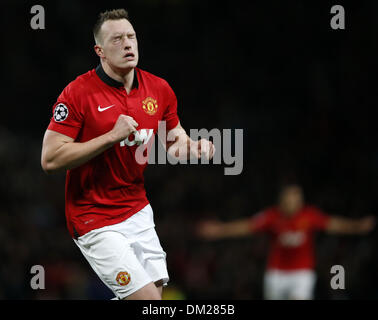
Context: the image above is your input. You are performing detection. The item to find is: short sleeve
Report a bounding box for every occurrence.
[249,208,277,233]
[307,206,331,231]
[47,84,83,140]
[162,81,180,131]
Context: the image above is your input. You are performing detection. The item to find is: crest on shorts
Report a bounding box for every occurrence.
[116,271,131,286]
[142,97,158,115]
[53,103,69,122]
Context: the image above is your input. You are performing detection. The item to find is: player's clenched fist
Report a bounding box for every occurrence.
[190,139,215,160]
[109,114,139,143]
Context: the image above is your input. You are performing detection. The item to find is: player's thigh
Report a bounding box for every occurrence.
[124,275,164,300]
[263,270,288,300]
[155,279,164,296]
[74,230,154,299]
[289,271,316,300]
[125,281,161,300]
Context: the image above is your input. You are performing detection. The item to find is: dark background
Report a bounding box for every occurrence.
[1,0,377,299]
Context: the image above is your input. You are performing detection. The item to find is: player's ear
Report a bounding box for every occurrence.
[94,44,104,58]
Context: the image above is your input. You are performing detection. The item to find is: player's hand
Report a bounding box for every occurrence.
[196,220,223,240]
[359,216,376,233]
[109,114,139,143]
[190,139,215,160]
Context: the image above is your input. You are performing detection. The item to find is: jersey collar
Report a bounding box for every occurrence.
[95,64,139,89]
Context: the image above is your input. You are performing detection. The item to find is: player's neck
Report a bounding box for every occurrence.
[101,61,135,94]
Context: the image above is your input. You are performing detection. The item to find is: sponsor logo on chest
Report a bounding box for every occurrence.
[120,129,154,147]
[278,231,305,247]
[95,97,158,147]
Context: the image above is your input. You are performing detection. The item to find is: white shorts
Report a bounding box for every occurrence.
[74,204,169,299]
[263,269,316,300]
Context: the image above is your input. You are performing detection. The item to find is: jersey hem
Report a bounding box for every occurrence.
[68,200,150,238]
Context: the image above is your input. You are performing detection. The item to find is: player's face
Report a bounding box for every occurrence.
[279,186,304,216]
[99,19,139,71]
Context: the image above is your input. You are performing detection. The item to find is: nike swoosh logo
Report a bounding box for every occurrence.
[98,104,115,112]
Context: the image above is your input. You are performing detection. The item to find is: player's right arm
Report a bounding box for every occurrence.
[41,115,138,173]
[197,210,274,240]
[196,218,254,240]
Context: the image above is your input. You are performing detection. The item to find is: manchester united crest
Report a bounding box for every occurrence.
[142,97,158,115]
[116,271,131,286]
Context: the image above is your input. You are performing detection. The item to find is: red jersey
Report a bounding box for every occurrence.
[47,65,179,238]
[249,206,330,271]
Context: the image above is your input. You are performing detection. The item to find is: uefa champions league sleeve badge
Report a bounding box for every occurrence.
[53,103,69,122]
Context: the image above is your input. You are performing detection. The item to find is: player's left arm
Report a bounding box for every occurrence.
[159,122,215,161]
[325,215,376,235]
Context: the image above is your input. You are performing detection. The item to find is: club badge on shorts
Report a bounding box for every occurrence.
[53,103,69,122]
[142,97,158,115]
[116,271,131,286]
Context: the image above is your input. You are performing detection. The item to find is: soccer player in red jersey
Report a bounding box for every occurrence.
[41,9,214,300]
[198,184,375,299]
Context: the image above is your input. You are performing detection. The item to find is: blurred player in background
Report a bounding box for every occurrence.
[197,184,375,300]
[41,9,214,300]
